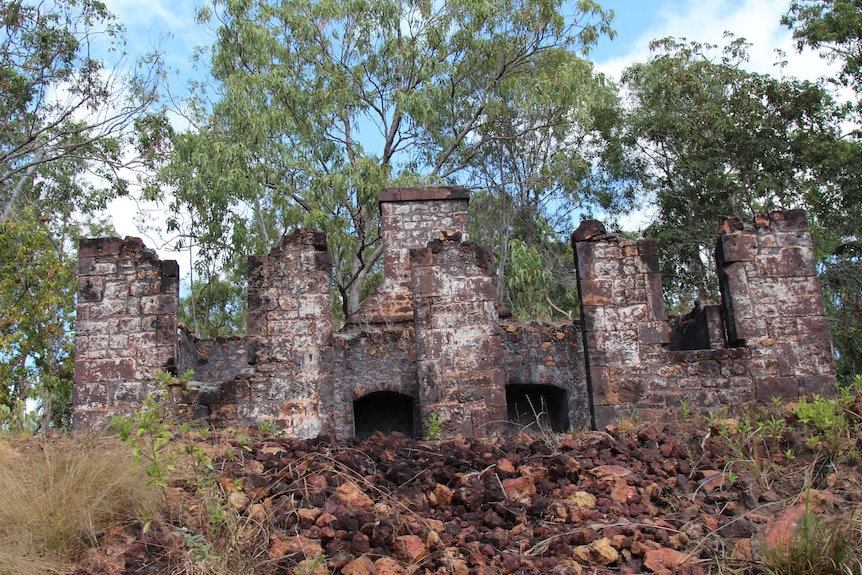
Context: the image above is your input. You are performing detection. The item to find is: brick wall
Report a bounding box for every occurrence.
[73,189,836,436]
[411,232,507,438]
[572,211,836,429]
[717,210,836,399]
[354,186,470,324]
[73,237,178,429]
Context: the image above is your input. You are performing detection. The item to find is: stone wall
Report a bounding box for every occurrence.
[411,232,507,438]
[354,186,470,323]
[243,229,335,437]
[73,187,836,436]
[717,210,835,400]
[572,211,836,429]
[73,237,179,429]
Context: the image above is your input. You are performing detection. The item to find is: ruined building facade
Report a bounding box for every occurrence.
[73,187,836,437]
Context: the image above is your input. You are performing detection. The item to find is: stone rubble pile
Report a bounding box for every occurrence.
[113,419,862,575]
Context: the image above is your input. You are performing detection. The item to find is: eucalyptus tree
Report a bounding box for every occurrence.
[783,1,862,378]
[465,50,620,318]
[148,0,616,321]
[0,0,161,428]
[614,36,850,308]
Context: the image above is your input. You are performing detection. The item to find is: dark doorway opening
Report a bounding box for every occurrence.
[353,391,415,438]
[506,384,569,433]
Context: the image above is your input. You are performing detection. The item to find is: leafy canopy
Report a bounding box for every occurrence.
[0,0,161,429]
[147,0,615,323]
[615,36,850,306]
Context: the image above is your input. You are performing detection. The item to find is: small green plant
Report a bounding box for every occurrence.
[792,393,855,462]
[679,399,691,420]
[112,392,175,494]
[258,420,283,437]
[173,528,221,563]
[296,552,328,575]
[425,412,443,441]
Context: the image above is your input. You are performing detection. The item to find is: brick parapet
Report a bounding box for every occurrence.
[717,210,835,399]
[411,232,506,438]
[353,186,470,324]
[73,237,179,430]
[574,210,836,429]
[242,229,334,436]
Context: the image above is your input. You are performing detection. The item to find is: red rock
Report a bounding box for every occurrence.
[497,458,515,474]
[762,503,807,551]
[644,547,691,571]
[502,476,536,504]
[268,534,323,558]
[298,507,322,526]
[572,537,619,566]
[335,481,374,510]
[392,535,428,563]
[374,557,406,575]
[316,512,337,527]
[568,490,597,509]
[342,556,376,575]
[609,477,637,503]
[732,539,753,561]
[592,465,633,479]
[434,483,453,506]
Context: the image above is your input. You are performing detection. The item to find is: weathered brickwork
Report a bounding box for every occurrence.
[73,187,836,436]
[717,210,835,400]
[573,211,836,429]
[244,229,335,437]
[411,232,507,438]
[73,237,179,428]
[354,186,470,324]
[499,321,589,430]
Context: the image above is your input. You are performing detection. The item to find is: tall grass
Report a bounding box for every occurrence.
[0,436,160,575]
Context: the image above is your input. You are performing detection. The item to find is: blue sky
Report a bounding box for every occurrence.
[103,0,828,86]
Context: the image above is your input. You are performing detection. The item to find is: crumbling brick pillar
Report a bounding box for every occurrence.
[717,210,835,399]
[246,229,334,437]
[73,237,179,429]
[354,186,470,324]
[572,221,669,429]
[411,232,506,438]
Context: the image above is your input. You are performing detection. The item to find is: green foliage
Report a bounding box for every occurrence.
[0,215,75,431]
[470,191,580,320]
[179,276,247,337]
[112,392,176,492]
[783,0,862,98]
[710,405,791,492]
[505,238,577,320]
[147,0,615,319]
[111,370,201,496]
[0,0,160,430]
[791,383,861,463]
[818,239,862,379]
[0,0,161,220]
[614,36,853,307]
[425,412,443,441]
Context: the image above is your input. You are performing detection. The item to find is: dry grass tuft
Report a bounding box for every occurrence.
[0,435,161,575]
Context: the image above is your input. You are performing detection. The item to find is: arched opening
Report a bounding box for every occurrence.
[353,391,416,438]
[506,384,569,433]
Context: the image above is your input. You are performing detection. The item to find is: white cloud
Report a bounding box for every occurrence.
[595,0,839,83]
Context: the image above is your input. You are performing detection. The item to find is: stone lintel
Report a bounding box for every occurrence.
[379,186,470,203]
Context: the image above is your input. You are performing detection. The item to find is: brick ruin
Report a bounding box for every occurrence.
[73,187,836,436]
